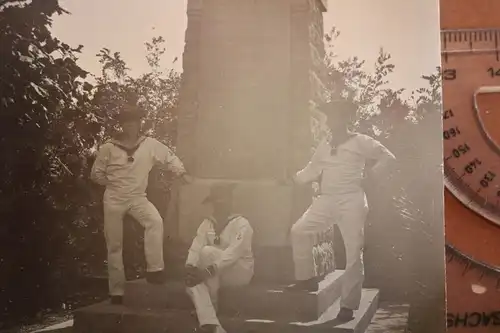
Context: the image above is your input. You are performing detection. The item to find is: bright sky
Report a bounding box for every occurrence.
[51,0,441,94]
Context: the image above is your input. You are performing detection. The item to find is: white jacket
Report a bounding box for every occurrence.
[295,133,395,195]
[90,136,186,202]
[186,215,254,273]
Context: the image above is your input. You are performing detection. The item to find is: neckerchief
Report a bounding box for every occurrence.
[208,214,242,245]
[316,133,358,196]
[110,136,147,162]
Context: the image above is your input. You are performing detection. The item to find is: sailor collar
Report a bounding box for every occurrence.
[207,214,242,225]
[327,133,359,155]
[207,215,243,245]
[110,136,147,150]
[109,136,147,162]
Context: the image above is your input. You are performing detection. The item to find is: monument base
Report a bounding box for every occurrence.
[123,270,344,322]
[74,273,380,333]
[173,179,312,283]
[74,290,379,333]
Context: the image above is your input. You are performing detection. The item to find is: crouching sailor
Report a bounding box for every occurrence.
[185,183,254,333]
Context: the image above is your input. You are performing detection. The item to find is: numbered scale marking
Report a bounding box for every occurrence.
[442,28,500,227]
[440,1,500,325]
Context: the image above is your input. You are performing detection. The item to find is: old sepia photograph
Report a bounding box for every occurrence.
[1,0,445,333]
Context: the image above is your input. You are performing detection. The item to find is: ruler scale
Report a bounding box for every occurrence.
[442,29,500,60]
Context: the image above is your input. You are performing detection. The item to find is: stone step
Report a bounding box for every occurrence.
[366,303,409,332]
[123,278,192,310]
[73,288,379,333]
[124,270,345,322]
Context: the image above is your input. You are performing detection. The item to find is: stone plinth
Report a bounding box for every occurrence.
[123,271,344,322]
[122,280,192,310]
[366,303,409,333]
[174,0,330,282]
[74,288,380,333]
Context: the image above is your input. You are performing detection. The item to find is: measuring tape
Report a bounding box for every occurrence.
[441,17,500,332]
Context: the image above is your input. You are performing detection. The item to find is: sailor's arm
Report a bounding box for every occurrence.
[90,143,111,186]
[294,162,322,185]
[211,219,253,271]
[150,138,192,182]
[185,220,209,267]
[361,135,396,179]
[289,140,327,185]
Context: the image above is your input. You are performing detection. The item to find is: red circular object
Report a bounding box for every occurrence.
[441,0,500,330]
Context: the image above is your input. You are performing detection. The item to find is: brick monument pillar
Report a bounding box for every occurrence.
[174,0,329,283]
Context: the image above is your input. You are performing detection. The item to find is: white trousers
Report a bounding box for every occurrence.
[103,196,164,296]
[186,246,253,331]
[290,192,368,310]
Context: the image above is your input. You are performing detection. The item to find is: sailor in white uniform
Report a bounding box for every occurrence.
[90,106,192,304]
[185,183,254,333]
[285,100,396,321]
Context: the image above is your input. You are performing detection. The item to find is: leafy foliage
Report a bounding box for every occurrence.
[0,1,180,326]
[0,0,99,325]
[91,37,181,146]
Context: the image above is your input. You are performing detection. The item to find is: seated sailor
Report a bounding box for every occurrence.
[185,182,254,333]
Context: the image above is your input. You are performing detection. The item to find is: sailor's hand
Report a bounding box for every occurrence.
[201,265,217,280]
[185,265,202,287]
[361,172,370,188]
[362,172,378,191]
[185,276,198,287]
[185,264,199,276]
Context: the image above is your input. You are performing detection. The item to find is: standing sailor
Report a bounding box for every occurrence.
[284,99,396,321]
[90,105,192,304]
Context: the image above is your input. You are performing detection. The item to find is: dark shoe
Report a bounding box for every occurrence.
[285,277,319,292]
[198,324,217,333]
[146,270,167,284]
[335,307,354,322]
[110,295,123,305]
